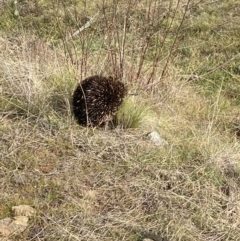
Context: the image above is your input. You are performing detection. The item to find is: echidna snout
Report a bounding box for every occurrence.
[72,75,126,127]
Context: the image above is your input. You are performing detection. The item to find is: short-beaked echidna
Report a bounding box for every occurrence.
[72,75,126,127]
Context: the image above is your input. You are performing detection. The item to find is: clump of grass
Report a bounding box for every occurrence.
[113,96,155,129]
[0,35,75,121]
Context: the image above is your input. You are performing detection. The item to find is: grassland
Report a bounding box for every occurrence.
[0,0,240,240]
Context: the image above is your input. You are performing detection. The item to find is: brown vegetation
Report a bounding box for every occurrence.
[0,0,240,240]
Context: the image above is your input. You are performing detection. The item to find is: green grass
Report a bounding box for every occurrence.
[1,0,240,240]
[113,96,155,129]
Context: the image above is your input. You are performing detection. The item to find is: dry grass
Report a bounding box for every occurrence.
[1,0,240,240]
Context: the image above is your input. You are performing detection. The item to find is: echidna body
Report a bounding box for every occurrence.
[72,75,126,127]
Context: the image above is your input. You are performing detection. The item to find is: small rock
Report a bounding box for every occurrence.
[12,205,36,217]
[8,216,28,233]
[0,205,36,237]
[0,218,12,236]
[0,216,28,237]
[147,131,167,146]
[0,218,12,226]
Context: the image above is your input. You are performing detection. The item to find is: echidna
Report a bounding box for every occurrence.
[72,75,126,127]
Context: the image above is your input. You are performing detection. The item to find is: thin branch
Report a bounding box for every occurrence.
[68,11,100,40]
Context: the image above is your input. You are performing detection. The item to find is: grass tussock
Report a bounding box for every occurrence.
[0,35,75,120]
[114,96,156,129]
[1,0,240,240]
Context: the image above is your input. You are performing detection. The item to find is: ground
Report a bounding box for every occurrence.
[0,0,240,240]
